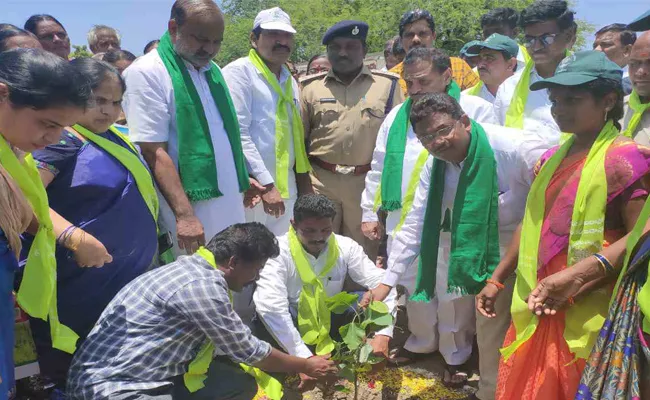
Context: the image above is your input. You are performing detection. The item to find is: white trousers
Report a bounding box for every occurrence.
[397,239,476,366]
[244,197,296,236]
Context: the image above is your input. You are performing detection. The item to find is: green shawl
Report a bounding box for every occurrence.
[380,81,461,211]
[411,120,500,301]
[157,32,249,201]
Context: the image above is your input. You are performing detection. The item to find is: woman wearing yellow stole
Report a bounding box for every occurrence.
[25,58,159,394]
[476,51,650,399]
[0,48,90,398]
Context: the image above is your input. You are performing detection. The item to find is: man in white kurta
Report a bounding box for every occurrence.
[254,194,397,388]
[223,8,310,236]
[367,94,556,395]
[361,47,497,252]
[123,3,246,254]
[493,0,577,134]
[621,31,650,145]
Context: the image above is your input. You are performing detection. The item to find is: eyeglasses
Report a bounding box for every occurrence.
[523,32,561,48]
[418,121,457,145]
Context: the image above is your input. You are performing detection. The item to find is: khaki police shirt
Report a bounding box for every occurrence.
[622,95,650,146]
[301,66,404,166]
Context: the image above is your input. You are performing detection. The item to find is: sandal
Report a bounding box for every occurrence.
[443,364,469,388]
[387,347,430,366]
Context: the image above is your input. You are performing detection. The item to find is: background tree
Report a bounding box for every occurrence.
[70,44,92,59]
[215,0,594,65]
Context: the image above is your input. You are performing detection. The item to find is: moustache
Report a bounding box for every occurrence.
[273,44,291,52]
[309,240,327,246]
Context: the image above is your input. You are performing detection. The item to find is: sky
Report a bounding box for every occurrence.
[4,0,650,56]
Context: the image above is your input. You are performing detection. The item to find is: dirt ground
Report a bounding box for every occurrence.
[257,303,480,400]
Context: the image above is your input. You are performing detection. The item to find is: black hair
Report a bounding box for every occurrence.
[548,78,624,131]
[24,14,66,35]
[404,47,451,74]
[293,194,337,223]
[481,8,519,30]
[143,39,160,54]
[0,26,37,52]
[70,57,126,94]
[0,48,90,110]
[596,23,637,46]
[306,54,327,72]
[410,93,464,127]
[252,26,262,40]
[392,36,405,58]
[206,222,280,265]
[384,37,395,57]
[103,49,137,64]
[519,0,576,31]
[399,9,435,38]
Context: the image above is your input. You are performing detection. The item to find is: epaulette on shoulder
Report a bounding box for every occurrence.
[371,70,400,80]
[299,71,328,85]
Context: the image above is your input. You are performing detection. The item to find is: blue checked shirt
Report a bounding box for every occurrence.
[66,254,272,399]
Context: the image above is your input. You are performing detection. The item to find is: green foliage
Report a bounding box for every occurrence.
[71,45,92,59]
[332,299,393,398]
[326,292,360,314]
[214,0,594,66]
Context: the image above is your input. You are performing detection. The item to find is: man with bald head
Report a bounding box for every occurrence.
[123,0,253,263]
[622,31,650,144]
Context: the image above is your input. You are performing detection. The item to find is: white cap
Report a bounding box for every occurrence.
[253,7,296,34]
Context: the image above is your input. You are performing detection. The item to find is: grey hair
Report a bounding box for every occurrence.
[87,25,121,47]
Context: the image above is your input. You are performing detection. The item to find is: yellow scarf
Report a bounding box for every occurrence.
[465,81,484,97]
[503,120,618,361]
[0,135,79,354]
[248,49,311,199]
[623,90,650,138]
[184,247,283,399]
[288,226,339,355]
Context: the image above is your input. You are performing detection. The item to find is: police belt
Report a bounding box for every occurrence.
[310,157,371,175]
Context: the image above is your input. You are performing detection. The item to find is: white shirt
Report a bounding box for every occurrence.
[122,50,245,242]
[494,67,560,134]
[516,45,529,70]
[361,94,498,236]
[462,83,496,104]
[223,57,301,198]
[383,123,557,291]
[254,234,397,358]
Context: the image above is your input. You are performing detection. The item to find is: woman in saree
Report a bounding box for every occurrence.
[0,48,89,398]
[25,58,159,394]
[475,50,650,400]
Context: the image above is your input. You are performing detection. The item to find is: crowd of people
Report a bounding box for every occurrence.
[1,0,650,399]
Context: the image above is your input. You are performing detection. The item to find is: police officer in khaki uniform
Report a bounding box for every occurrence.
[301,20,404,259]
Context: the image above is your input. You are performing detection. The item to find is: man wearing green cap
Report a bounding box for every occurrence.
[463,34,519,104]
[622,31,650,145]
[460,40,480,69]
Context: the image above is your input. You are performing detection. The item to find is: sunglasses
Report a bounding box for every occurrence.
[523,32,562,48]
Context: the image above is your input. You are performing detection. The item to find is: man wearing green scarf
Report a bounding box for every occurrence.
[123,0,253,260]
[622,31,650,144]
[364,93,554,394]
[361,47,498,264]
[223,7,312,237]
[254,194,396,390]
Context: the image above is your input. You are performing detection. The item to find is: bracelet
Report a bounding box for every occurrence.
[57,225,76,244]
[67,230,85,252]
[486,278,505,290]
[594,253,615,275]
